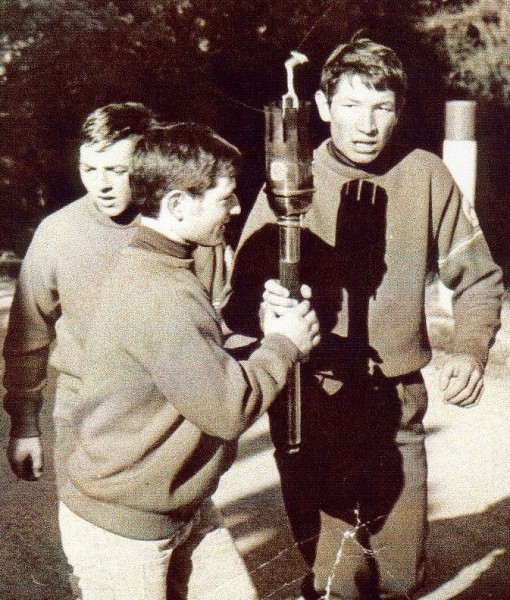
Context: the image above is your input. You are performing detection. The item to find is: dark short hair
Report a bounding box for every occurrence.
[80,102,158,149]
[320,37,407,111]
[130,123,242,218]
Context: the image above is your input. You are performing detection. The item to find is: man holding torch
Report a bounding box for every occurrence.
[223,37,502,599]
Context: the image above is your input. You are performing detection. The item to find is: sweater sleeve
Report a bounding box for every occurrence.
[2,221,60,436]
[149,302,299,441]
[433,167,503,367]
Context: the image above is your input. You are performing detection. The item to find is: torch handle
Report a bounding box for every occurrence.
[278,219,302,453]
[280,259,301,299]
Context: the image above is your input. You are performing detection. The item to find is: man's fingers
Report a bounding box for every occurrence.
[267,304,288,317]
[264,279,290,297]
[443,369,470,401]
[457,377,484,408]
[6,436,44,481]
[445,367,479,403]
[304,308,317,324]
[311,333,321,347]
[261,301,274,318]
[31,450,44,479]
[299,283,312,299]
[262,289,297,308]
[442,354,484,407]
[296,300,312,316]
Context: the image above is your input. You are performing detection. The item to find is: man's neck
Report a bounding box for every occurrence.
[134,219,195,259]
[328,143,367,170]
[111,204,140,225]
[327,140,399,176]
[140,216,186,245]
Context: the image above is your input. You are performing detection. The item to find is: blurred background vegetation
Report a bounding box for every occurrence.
[0,0,509,277]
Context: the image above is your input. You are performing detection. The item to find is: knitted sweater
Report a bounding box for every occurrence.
[60,226,299,540]
[223,141,502,378]
[2,196,224,437]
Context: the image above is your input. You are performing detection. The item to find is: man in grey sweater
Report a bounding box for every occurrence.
[3,102,158,482]
[58,123,320,600]
[223,37,503,599]
[2,105,260,599]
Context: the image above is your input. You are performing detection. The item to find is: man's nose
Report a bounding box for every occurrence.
[228,193,241,216]
[98,170,112,189]
[357,108,377,134]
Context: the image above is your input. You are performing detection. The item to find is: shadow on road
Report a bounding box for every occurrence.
[421,498,510,599]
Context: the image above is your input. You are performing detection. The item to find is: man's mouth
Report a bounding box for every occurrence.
[353,140,377,151]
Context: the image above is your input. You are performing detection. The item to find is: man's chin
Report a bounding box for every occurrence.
[350,151,380,164]
[94,203,123,217]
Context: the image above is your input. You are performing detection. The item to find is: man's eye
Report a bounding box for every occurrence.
[81,166,94,173]
[112,167,128,175]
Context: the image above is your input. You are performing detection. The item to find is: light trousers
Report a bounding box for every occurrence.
[59,500,258,600]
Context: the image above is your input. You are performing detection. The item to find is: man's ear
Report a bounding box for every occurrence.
[315,90,332,123]
[162,190,186,220]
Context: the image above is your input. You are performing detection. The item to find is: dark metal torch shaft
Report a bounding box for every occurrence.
[279,217,302,452]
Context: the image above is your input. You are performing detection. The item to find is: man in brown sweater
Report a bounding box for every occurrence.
[58,123,320,600]
[223,38,503,599]
[3,102,159,482]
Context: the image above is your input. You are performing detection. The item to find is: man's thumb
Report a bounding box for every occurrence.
[31,451,44,479]
[439,365,453,391]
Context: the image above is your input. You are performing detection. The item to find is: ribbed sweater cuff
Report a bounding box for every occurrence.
[452,339,488,370]
[261,333,300,364]
[9,415,41,438]
[3,388,44,437]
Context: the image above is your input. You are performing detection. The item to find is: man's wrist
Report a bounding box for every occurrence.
[9,414,41,438]
[451,351,484,372]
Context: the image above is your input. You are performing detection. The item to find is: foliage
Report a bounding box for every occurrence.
[420,0,510,103]
[0,0,508,251]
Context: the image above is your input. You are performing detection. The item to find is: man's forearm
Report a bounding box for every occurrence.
[3,347,49,436]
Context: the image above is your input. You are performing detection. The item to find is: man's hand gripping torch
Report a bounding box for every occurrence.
[264,51,314,453]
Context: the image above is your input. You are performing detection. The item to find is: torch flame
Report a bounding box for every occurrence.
[282,51,309,111]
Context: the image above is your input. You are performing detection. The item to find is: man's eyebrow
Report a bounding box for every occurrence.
[339,96,362,103]
[339,98,396,108]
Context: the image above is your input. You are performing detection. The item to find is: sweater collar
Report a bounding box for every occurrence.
[306,140,405,248]
[319,139,408,179]
[130,225,195,259]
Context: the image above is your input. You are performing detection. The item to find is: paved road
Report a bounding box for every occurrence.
[0,280,509,599]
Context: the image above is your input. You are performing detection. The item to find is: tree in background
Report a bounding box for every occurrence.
[0,0,508,254]
[420,0,510,283]
[420,0,509,103]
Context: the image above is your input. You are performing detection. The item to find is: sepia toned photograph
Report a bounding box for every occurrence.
[1,1,509,599]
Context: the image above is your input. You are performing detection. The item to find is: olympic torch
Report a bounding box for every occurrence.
[264,51,314,453]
